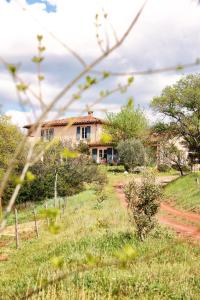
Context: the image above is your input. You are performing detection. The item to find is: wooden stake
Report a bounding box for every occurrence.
[14,208,19,249]
[45,202,50,227]
[33,208,39,238]
[64,198,67,210]
[62,203,65,215]
[54,172,58,208]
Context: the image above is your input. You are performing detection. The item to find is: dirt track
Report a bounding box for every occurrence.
[115,176,200,243]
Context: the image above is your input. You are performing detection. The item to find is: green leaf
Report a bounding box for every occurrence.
[127,97,134,109]
[38,46,46,52]
[49,223,62,235]
[37,35,43,41]
[38,75,45,81]
[176,65,184,71]
[72,93,81,100]
[13,176,24,185]
[100,132,112,144]
[62,148,79,159]
[32,56,44,63]
[7,64,18,75]
[26,171,36,182]
[115,244,137,267]
[86,76,97,85]
[16,83,28,92]
[39,208,60,220]
[50,256,64,269]
[103,71,110,79]
[128,76,134,85]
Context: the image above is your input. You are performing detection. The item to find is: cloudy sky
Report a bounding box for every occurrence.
[0,0,200,127]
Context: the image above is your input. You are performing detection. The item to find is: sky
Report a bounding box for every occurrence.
[1,0,200,127]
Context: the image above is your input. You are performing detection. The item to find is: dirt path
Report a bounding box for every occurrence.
[1,220,42,237]
[115,176,200,243]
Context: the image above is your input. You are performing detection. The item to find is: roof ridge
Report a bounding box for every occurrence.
[23,114,105,129]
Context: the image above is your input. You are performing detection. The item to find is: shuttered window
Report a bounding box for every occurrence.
[76,126,80,140]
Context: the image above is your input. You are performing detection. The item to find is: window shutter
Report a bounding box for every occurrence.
[86,126,91,139]
[76,126,80,140]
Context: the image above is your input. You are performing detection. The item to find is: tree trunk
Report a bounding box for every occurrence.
[177,164,184,176]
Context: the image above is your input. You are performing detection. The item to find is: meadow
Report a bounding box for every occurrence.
[0,171,200,300]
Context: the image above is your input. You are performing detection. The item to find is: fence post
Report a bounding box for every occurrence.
[54,172,58,208]
[33,208,39,238]
[64,198,67,210]
[62,201,65,215]
[45,202,50,227]
[14,208,19,249]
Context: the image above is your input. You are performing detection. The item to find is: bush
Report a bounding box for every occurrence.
[157,164,171,172]
[117,139,146,172]
[3,154,107,205]
[124,171,162,240]
[76,141,90,155]
[133,166,146,174]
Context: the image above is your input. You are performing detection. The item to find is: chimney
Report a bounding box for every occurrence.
[88,111,93,116]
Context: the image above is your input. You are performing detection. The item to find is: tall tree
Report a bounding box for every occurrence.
[151,74,200,162]
[105,98,148,144]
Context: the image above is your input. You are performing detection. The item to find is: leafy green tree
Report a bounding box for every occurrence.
[3,145,107,205]
[105,98,148,144]
[0,115,24,174]
[160,143,188,176]
[117,138,146,172]
[151,74,200,162]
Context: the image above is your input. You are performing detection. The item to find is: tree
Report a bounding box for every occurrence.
[117,138,146,172]
[151,74,200,163]
[105,98,148,144]
[0,115,24,173]
[159,142,188,176]
[0,115,25,212]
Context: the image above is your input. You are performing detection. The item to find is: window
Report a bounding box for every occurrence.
[92,148,97,162]
[99,149,103,159]
[77,126,91,140]
[41,128,54,141]
[82,127,87,139]
[99,149,108,161]
[76,126,80,140]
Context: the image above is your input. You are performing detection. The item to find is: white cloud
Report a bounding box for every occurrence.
[1,0,200,126]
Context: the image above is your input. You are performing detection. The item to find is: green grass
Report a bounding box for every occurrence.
[0,175,200,299]
[164,172,200,213]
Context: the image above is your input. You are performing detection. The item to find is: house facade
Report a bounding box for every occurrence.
[24,112,116,164]
[150,133,189,167]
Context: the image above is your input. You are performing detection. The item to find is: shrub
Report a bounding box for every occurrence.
[117,139,146,172]
[3,154,107,205]
[76,141,90,155]
[124,171,162,240]
[157,164,171,172]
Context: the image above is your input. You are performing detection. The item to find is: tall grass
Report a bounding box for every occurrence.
[0,178,200,299]
[164,173,200,212]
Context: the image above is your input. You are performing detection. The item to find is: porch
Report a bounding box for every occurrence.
[90,145,118,164]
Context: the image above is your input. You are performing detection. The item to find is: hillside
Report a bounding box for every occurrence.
[0,173,200,299]
[164,173,200,213]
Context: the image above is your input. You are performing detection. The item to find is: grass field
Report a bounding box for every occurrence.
[0,172,200,299]
[164,172,200,213]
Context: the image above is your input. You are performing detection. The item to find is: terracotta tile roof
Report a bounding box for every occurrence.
[89,142,113,147]
[23,115,105,129]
